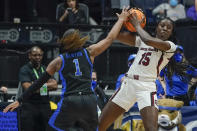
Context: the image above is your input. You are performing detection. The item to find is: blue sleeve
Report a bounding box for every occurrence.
[115,74,124,91]
[156,79,165,95]
[160,69,164,77]
[187,66,197,77]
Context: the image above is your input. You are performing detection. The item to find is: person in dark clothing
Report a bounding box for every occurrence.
[58,0,88,24]
[91,69,109,110]
[19,46,58,131]
[4,7,130,131]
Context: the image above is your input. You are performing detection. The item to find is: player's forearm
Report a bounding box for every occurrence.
[47,79,58,91]
[136,24,171,51]
[87,19,125,57]
[17,72,52,103]
[135,24,154,44]
[106,18,125,41]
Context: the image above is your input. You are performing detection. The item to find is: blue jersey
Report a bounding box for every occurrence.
[59,48,93,96]
[155,79,165,98]
[160,67,197,96]
[115,74,125,91]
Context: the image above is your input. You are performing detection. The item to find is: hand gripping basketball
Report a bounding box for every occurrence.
[124,8,146,32]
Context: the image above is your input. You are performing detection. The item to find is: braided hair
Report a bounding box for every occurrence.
[158,18,193,84]
[58,29,89,53]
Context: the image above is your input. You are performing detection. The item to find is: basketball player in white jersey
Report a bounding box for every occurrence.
[98,12,177,131]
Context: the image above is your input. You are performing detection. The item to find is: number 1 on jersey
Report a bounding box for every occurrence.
[73,59,82,76]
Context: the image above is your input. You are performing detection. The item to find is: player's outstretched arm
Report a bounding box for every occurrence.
[3,57,62,113]
[87,7,130,62]
[130,13,171,51]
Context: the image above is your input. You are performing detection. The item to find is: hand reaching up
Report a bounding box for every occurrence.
[116,6,130,22]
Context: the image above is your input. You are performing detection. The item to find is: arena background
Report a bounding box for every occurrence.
[0,0,197,130]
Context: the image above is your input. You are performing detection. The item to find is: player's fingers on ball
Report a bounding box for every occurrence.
[126,6,130,11]
[122,6,126,12]
[141,16,145,23]
[132,12,137,19]
[116,13,120,17]
[128,15,133,20]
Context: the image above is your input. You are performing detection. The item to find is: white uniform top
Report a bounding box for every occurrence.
[127,36,176,81]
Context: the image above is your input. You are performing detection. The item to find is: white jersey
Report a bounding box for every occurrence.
[127,36,176,81]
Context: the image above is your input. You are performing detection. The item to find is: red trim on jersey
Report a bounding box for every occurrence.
[151,92,156,106]
[157,53,164,76]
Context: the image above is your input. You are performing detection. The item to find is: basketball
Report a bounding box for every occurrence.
[124,8,146,32]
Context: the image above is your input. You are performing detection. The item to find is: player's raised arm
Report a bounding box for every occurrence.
[87,7,130,62]
[130,12,172,51]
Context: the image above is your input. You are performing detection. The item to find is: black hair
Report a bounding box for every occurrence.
[64,0,79,10]
[164,51,194,87]
[159,18,194,86]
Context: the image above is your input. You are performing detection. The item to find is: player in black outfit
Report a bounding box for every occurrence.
[4,7,130,131]
[48,48,98,130]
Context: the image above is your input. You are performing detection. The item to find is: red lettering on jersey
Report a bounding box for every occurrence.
[133,75,139,80]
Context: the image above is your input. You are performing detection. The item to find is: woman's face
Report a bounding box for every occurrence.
[156,19,173,41]
[67,0,76,9]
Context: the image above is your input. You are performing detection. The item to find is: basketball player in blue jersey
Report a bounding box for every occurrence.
[3,7,130,131]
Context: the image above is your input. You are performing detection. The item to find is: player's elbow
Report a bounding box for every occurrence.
[141,37,152,45]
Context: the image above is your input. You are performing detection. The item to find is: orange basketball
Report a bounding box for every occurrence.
[124,8,146,32]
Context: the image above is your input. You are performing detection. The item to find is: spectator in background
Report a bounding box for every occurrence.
[187,0,197,21]
[152,0,186,21]
[91,69,109,111]
[159,45,197,106]
[0,86,8,94]
[57,0,88,24]
[19,46,58,131]
[0,86,8,102]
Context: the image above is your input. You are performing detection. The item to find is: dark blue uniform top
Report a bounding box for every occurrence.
[160,66,197,96]
[59,48,94,97]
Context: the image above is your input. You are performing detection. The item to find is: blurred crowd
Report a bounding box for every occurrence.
[1,0,197,24]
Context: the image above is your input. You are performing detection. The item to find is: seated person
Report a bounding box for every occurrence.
[159,45,197,106]
[187,0,197,21]
[91,69,109,110]
[152,0,186,21]
[57,0,88,24]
